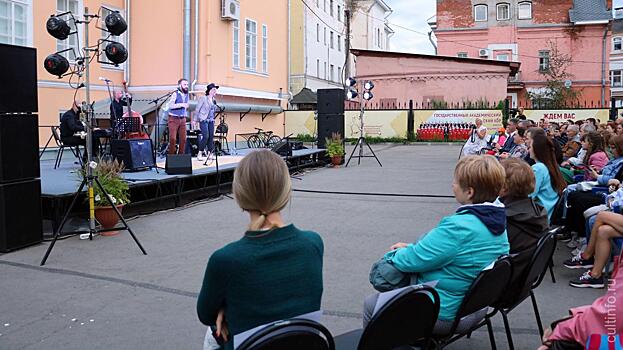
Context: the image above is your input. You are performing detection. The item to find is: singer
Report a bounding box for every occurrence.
[110,88,132,139]
[193,82,219,161]
[166,78,190,155]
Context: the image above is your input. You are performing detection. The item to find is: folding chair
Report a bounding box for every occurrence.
[51,126,82,169]
[237,318,334,350]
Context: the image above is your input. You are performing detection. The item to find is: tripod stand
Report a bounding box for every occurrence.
[345,99,382,167]
[204,134,232,199]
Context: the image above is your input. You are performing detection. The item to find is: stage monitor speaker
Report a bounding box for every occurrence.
[166,154,192,175]
[0,114,40,183]
[0,43,38,114]
[317,88,345,115]
[0,178,43,252]
[317,113,345,148]
[111,138,155,171]
[271,140,306,157]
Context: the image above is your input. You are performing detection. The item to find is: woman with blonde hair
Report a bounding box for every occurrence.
[197,149,324,349]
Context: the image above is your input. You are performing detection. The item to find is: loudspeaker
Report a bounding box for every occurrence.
[0,178,42,252]
[0,114,40,183]
[271,140,305,157]
[111,138,155,171]
[317,88,344,115]
[0,44,38,114]
[317,113,345,148]
[165,154,192,175]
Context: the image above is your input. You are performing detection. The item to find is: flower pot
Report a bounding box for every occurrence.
[331,155,343,167]
[95,205,124,236]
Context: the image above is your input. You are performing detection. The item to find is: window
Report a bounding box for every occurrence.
[330,31,334,49]
[316,23,319,42]
[337,5,341,21]
[316,0,319,6]
[497,3,510,21]
[376,28,380,47]
[330,0,333,16]
[324,61,326,79]
[338,66,341,81]
[323,0,326,11]
[474,4,487,22]
[496,53,509,61]
[518,1,532,19]
[539,50,550,71]
[262,24,267,73]
[56,0,80,61]
[323,27,326,45]
[101,6,125,66]
[330,64,334,81]
[0,0,29,46]
[457,52,468,58]
[245,19,257,71]
[337,34,341,51]
[317,59,320,78]
[614,37,622,51]
[233,20,240,67]
[612,70,622,87]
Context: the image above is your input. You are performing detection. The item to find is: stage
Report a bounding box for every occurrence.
[40,147,326,234]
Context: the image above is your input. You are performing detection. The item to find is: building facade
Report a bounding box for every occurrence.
[349,0,393,51]
[289,0,347,97]
[611,8,623,107]
[431,0,612,108]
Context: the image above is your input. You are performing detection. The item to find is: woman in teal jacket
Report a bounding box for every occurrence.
[528,131,566,223]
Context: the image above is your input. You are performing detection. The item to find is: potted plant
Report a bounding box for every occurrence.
[325,133,345,167]
[78,157,130,235]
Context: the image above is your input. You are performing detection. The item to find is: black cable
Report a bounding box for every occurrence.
[293,188,454,198]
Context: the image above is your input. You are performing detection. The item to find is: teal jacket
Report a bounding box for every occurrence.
[385,203,510,321]
[530,161,560,223]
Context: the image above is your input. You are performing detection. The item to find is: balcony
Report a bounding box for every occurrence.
[508,71,524,89]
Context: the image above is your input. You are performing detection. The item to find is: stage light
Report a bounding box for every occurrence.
[104,42,128,64]
[46,16,71,40]
[346,77,357,87]
[44,53,70,77]
[363,81,375,91]
[346,89,358,100]
[105,11,127,36]
[363,91,373,101]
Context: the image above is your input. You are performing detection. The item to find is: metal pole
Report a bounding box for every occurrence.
[83,7,96,236]
[359,82,364,163]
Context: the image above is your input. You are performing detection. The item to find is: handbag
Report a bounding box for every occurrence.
[369,251,416,292]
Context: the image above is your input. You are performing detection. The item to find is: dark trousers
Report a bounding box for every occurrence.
[62,136,100,160]
[168,116,187,155]
[198,120,215,153]
[566,191,605,236]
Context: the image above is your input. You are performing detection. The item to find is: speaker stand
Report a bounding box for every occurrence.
[204,147,232,199]
[345,136,382,167]
[40,175,147,266]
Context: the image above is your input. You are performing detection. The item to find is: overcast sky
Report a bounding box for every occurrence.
[388,0,623,55]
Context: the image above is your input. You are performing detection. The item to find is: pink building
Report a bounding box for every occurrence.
[431,0,612,108]
[351,49,519,107]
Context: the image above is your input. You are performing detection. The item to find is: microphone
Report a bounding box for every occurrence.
[99,77,112,82]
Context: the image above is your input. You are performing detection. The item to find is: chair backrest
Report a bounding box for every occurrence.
[236,318,334,350]
[51,126,62,146]
[526,228,558,290]
[357,285,440,350]
[450,255,512,333]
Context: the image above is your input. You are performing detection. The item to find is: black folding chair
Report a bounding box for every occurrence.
[432,255,513,350]
[51,126,82,169]
[492,228,558,350]
[237,318,334,350]
[334,285,440,350]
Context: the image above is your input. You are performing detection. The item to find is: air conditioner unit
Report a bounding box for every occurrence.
[221,0,240,21]
[479,48,489,57]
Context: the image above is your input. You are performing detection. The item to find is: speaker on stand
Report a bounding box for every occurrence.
[316,88,345,148]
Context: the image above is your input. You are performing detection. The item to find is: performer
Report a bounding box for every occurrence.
[166,78,189,154]
[109,88,132,139]
[60,100,100,162]
[193,83,219,161]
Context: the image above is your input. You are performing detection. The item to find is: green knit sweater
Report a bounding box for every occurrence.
[197,224,324,349]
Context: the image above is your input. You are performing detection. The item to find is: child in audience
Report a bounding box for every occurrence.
[197,150,324,350]
[529,132,567,222]
[366,155,510,335]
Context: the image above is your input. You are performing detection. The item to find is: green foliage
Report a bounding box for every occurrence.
[77,157,130,207]
[295,134,316,142]
[429,99,448,109]
[325,133,345,157]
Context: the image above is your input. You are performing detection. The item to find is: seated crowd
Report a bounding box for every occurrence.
[196,116,623,349]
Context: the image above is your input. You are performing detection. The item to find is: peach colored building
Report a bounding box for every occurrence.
[6,0,288,147]
[351,49,519,107]
[430,0,612,108]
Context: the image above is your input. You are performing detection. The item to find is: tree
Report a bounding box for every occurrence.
[528,40,582,108]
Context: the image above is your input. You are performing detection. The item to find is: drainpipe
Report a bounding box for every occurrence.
[124,0,130,85]
[601,25,608,107]
[192,0,199,91]
[428,31,437,55]
[289,0,294,108]
[183,0,191,80]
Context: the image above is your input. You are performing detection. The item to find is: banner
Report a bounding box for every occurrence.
[524,109,609,123]
[284,110,407,139]
[414,110,503,134]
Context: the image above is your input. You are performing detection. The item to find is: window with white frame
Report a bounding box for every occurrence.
[330,64,334,81]
[611,70,623,87]
[518,1,532,19]
[323,0,326,11]
[330,0,333,16]
[330,31,333,49]
[614,37,622,51]
[0,0,30,46]
[57,0,80,61]
[262,24,267,73]
[245,19,257,71]
[324,61,326,79]
[233,20,239,67]
[337,5,341,21]
[457,52,468,58]
[316,23,319,42]
[323,27,326,45]
[338,66,341,81]
[496,53,509,61]
[497,3,510,21]
[337,34,341,51]
[539,50,550,71]
[474,4,487,22]
[100,6,125,67]
[316,59,320,78]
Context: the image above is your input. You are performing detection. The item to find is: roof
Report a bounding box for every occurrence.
[569,0,611,24]
[290,87,317,104]
[350,49,521,75]
[92,93,162,119]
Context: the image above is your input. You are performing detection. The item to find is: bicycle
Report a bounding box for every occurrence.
[246,127,281,148]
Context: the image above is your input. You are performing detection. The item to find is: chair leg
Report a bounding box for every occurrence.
[530,291,545,338]
[548,258,556,283]
[466,331,472,339]
[486,317,497,350]
[55,148,63,169]
[501,311,515,350]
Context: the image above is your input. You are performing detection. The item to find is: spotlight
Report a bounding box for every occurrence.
[104,42,128,64]
[105,11,127,36]
[346,77,357,87]
[363,81,375,91]
[346,89,358,100]
[46,16,71,40]
[363,91,374,101]
[44,53,70,77]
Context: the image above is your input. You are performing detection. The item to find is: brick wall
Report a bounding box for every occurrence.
[436,0,474,30]
[532,0,574,24]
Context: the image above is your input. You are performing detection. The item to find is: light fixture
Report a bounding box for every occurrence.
[104,42,128,64]
[363,81,375,91]
[46,16,71,40]
[44,53,70,77]
[346,89,358,100]
[105,11,127,36]
[346,77,357,87]
[363,91,373,101]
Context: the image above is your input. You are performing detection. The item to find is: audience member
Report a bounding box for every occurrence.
[562,125,581,160]
[462,125,488,156]
[197,150,323,350]
[574,132,608,181]
[529,132,567,222]
[499,127,528,160]
[497,118,519,153]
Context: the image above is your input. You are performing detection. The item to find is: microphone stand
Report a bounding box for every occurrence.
[103,80,117,141]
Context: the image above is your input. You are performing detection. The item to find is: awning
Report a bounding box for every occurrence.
[290,88,317,105]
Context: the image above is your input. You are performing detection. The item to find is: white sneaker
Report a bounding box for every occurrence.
[197,151,206,161]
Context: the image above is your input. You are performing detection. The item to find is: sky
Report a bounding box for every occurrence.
[388,0,623,55]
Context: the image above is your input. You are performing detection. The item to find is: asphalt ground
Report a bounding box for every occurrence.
[0,144,605,349]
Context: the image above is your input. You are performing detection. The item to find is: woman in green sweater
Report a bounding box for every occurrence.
[197,150,324,349]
